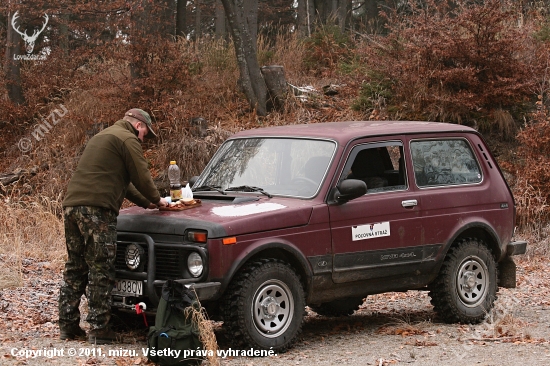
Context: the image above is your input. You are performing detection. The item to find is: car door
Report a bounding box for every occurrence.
[328,139,435,284]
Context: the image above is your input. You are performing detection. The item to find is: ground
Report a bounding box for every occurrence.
[1,257,549,366]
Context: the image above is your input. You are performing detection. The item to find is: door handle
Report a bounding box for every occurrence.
[401,199,418,208]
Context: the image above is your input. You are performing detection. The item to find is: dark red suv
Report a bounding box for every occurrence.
[113,121,526,351]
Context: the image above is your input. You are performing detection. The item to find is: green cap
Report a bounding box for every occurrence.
[125,108,158,139]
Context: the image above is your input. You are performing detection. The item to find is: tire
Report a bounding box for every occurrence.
[310,297,364,317]
[429,238,497,324]
[222,259,305,352]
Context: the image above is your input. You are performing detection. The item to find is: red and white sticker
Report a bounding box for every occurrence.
[352,222,390,241]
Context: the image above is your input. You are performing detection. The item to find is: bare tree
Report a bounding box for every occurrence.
[244,0,258,48]
[221,0,267,116]
[5,11,24,104]
[176,0,187,37]
[195,0,201,39]
[215,0,226,38]
[297,0,310,37]
[337,0,351,32]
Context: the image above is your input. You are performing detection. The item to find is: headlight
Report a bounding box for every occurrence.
[187,252,203,277]
[125,243,143,271]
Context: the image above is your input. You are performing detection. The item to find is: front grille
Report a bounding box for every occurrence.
[115,241,192,280]
[155,246,185,280]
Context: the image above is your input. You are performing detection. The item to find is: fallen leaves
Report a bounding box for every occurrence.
[404,339,438,347]
[376,324,430,337]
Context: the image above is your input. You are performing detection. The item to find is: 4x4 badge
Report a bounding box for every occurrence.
[317,261,328,267]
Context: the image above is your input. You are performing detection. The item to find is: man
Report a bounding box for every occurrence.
[59,108,168,344]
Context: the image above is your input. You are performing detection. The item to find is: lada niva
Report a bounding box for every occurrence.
[112,121,526,351]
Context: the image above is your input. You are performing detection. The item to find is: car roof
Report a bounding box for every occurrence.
[231,121,478,143]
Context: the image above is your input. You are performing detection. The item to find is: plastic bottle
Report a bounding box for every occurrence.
[168,161,182,201]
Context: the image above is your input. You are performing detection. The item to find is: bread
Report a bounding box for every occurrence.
[181,198,195,205]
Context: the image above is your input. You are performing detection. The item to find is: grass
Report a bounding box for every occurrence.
[0,196,65,289]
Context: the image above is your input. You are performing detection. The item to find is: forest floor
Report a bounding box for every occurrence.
[1,255,549,366]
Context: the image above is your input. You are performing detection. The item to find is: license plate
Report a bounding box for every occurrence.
[112,280,143,296]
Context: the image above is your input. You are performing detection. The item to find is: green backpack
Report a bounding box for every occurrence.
[147,280,204,366]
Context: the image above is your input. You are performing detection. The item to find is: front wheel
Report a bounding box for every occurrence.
[222,260,305,352]
[429,238,497,324]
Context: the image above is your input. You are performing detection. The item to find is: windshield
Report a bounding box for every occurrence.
[195,138,336,198]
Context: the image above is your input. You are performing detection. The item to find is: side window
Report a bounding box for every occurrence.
[410,139,482,187]
[344,142,407,193]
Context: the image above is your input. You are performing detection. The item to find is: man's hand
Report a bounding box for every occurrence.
[156,197,168,208]
[147,203,157,209]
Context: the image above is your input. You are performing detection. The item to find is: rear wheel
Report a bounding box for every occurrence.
[310,297,364,317]
[222,260,305,352]
[429,238,497,323]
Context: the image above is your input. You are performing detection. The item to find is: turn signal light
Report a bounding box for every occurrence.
[186,230,207,243]
[222,237,237,245]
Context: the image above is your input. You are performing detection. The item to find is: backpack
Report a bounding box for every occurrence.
[147,280,204,366]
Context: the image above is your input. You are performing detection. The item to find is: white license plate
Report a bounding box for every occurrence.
[112,280,143,296]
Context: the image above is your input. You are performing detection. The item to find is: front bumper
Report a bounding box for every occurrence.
[112,232,219,311]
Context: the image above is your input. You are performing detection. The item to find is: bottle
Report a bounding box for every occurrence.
[168,161,182,201]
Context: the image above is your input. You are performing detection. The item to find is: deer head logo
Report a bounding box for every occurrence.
[11,11,49,54]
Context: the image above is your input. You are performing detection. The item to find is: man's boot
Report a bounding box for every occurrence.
[88,327,119,345]
[59,324,86,341]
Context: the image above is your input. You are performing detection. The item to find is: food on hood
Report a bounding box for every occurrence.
[168,198,196,208]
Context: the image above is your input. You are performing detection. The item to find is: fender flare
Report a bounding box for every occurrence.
[218,238,313,296]
[437,221,502,267]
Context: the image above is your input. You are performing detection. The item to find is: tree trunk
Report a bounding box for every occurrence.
[59,13,69,54]
[314,0,329,25]
[221,0,267,116]
[244,0,258,50]
[195,0,201,40]
[215,0,226,39]
[297,0,309,37]
[307,0,316,30]
[176,0,187,37]
[261,65,287,111]
[5,11,24,105]
[338,0,351,32]
[364,0,379,33]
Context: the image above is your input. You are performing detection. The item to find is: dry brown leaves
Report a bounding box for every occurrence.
[376,324,430,337]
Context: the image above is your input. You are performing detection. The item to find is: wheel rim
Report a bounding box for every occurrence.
[456,255,489,307]
[251,279,294,338]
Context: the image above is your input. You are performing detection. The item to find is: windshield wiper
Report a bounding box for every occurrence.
[225,185,272,198]
[192,185,227,195]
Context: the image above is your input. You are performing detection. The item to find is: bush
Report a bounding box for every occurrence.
[509,100,550,230]
[358,0,538,135]
[303,24,353,76]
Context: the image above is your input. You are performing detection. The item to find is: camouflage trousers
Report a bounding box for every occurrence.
[58,206,117,331]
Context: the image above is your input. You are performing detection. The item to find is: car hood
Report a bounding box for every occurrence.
[117,195,314,238]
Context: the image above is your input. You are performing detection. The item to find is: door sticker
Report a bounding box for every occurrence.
[352,222,390,241]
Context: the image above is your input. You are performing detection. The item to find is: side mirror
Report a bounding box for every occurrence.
[331,179,367,204]
[189,176,199,188]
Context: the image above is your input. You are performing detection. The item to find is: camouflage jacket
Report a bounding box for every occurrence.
[63,120,160,213]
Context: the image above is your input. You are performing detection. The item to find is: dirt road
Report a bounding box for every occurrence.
[1,257,549,365]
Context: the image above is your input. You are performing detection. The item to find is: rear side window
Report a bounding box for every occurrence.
[410,139,482,187]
